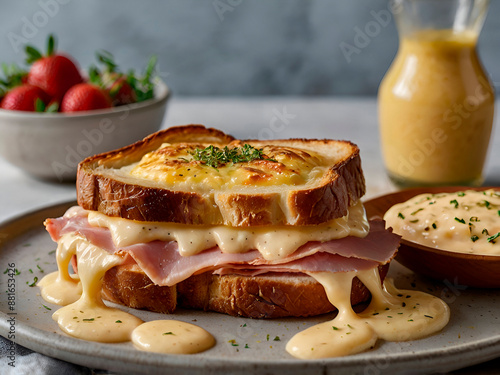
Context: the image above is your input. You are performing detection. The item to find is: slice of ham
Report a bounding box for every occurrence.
[249,220,399,265]
[45,207,400,286]
[215,252,379,276]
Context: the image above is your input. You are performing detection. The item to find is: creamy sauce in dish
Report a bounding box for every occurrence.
[385,190,500,255]
[286,269,449,358]
[38,234,215,350]
[132,321,215,354]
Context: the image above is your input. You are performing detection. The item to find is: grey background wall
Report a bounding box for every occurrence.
[1,0,499,96]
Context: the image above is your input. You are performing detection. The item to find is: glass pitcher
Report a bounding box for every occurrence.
[378,0,494,187]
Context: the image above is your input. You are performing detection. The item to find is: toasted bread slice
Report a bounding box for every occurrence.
[77,125,365,226]
[102,264,389,318]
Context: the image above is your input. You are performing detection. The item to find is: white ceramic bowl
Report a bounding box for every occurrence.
[0,80,170,181]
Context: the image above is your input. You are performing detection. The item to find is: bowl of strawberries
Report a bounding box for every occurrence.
[0,35,170,181]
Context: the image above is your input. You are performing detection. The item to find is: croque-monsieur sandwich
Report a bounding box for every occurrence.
[45,125,398,317]
[41,125,449,358]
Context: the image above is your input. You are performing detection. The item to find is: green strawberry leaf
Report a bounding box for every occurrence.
[47,34,56,56]
[25,45,43,64]
[88,65,102,86]
[96,50,118,72]
[45,102,59,113]
[90,51,158,104]
[109,80,123,97]
[143,55,157,83]
[1,63,28,89]
[35,98,46,112]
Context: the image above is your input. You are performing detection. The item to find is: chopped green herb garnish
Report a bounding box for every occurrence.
[228,339,238,347]
[27,276,38,287]
[243,323,247,327]
[450,199,459,208]
[454,217,466,224]
[48,250,56,255]
[398,212,405,220]
[37,265,44,273]
[470,217,479,222]
[457,192,465,197]
[332,326,339,330]
[266,334,270,341]
[408,319,414,322]
[115,320,122,323]
[372,312,379,316]
[387,316,393,318]
[487,232,500,243]
[42,304,51,310]
[347,324,354,329]
[411,208,424,215]
[273,336,280,341]
[479,200,491,209]
[186,144,276,170]
[2,268,7,274]
[498,210,500,217]
[29,269,33,273]
[244,344,249,349]
[163,332,174,335]
[482,228,489,235]
[83,318,95,322]
[432,223,437,229]
[15,269,20,275]
[409,219,419,223]
[471,235,479,242]
[424,315,434,319]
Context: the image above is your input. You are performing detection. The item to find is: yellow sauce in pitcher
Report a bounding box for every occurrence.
[379,30,494,186]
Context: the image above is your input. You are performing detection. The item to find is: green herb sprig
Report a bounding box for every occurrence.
[186,144,276,170]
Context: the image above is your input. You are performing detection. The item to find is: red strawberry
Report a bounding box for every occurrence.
[60,83,112,112]
[108,76,137,105]
[26,35,82,101]
[0,84,49,112]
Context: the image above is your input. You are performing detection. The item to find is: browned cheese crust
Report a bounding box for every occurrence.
[102,264,389,319]
[77,125,365,226]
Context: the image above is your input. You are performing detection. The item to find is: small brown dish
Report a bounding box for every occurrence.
[364,186,500,288]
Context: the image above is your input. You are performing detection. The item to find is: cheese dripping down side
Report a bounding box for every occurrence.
[285,268,450,358]
[38,234,215,352]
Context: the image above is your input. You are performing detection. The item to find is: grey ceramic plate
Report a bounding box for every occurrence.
[0,201,499,375]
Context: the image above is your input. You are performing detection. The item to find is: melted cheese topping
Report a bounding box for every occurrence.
[131,321,215,354]
[127,141,327,191]
[38,234,215,351]
[286,268,450,358]
[384,190,500,255]
[87,201,369,260]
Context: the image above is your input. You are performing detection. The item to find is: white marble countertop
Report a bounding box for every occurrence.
[0,97,499,374]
